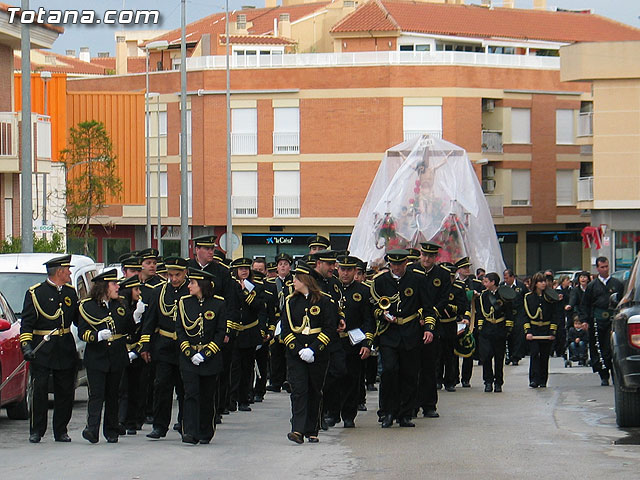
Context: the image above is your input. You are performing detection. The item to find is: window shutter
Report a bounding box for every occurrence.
[511,108,530,144]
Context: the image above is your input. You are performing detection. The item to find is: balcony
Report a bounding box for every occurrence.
[484,194,504,217]
[577,176,594,202]
[482,130,503,153]
[273,131,300,154]
[273,195,300,218]
[231,132,257,155]
[232,195,258,217]
[403,130,442,142]
[577,112,593,137]
[0,112,18,159]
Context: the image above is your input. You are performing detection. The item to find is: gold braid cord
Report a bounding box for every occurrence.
[30,287,64,322]
[523,293,542,320]
[179,297,204,338]
[285,297,309,334]
[159,284,178,319]
[79,300,116,332]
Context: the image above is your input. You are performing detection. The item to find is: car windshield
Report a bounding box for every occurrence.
[0,273,48,316]
[621,256,640,306]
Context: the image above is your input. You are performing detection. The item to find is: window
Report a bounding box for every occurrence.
[556,170,574,206]
[399,45,414,51]
[232,171,258,217]
[416,44,430,52]
[273,170,300,217]
[4,198,12,238]
[403,105,442,141]
[510,108,530,144]
[36,119,51,159]
[556,109,574,145]
[273,107,300,154]
[511,169,530,206]
[231,108,257,155]
[159,172,168,197]
[158,111,167,136]
[103,238,132,266]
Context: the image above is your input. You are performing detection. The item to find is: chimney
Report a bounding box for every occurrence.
[79,46,90,62]
[116,36,128,75]
[279,13,291,38]
[97,52,110,58]
[533,0,547,10]
[265,0,277,7]
[236,14,248,34]
[65,49,76,58]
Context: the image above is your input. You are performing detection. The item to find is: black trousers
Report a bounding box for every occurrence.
[418,339,438,411]
[86,367,123,439]
[436,322,458,388]
[479,333,507,386]
[507,317,526,361]
[230,345,256,407]
[328,345,362,422]
[286,352,328,436]
[380,345,420,419]
[253,344,269,398]
[460,356,473,383]
[181,370,218,442]
[589,322,612,380]
[528,339,552,386]
[119,357,144,429]
[365,354,378,385]
[322,347,348,417]
[269,341,287,388]
[552,316,567,357]
[216,340,234,412]
[30,363,75,438]
[137,361,154,425]
[152,360,184,433]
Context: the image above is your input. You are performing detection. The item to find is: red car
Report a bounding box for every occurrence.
[0,289,30,419]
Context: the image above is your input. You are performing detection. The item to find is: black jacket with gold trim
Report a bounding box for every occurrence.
[232,277,268,349]
[281,292,335,360]
[523,292,560,337]
[264,274,294,337]
[176,294,227,375]
[412,264,452,324]
[580,277,624,327]
[477,289,513,337]
[445,279,471,322]
[315,274,344,352]
[78,297,135,372]
[339,280,375,349]
[20,281,79,370]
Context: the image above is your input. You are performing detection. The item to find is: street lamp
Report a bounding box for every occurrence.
[145,40,169,249]
[40,71,51,226]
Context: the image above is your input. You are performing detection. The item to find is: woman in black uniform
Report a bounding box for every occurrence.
[524,272,560,388]
[281,262,335,444]
[78,269,137,444]
[176,268,227,445]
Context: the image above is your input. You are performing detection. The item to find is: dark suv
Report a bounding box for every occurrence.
[611,255,640,427]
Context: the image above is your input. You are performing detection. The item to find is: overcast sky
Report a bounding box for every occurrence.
[20,0,640,56]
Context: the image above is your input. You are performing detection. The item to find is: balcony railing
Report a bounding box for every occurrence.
[232,195,258,217]
[482,130,503,153]
[578,176,594,202]
[578,112,593,137]
[273,131,300,154]
[403,130,442,142]
[231,132,257,155]
[0,112,18,157]
[484,194,504,217]
[274,195,300,218]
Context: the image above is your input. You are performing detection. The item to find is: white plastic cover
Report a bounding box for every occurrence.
[349,134,505,273]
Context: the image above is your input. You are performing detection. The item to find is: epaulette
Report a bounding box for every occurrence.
[266,277,276,284]
[285,280,293,287]
[29,282,43,291]
[254,279,264,285]
[79,297,92,305]
[453,282,465,290]
[142,282,160,289]
[264,289,274,296]
[214,295,225,301]
[320,291,333,301]
[64,282,73,288]
[285,293,295,301]
[179,294,192,301]
[372,271,386,280]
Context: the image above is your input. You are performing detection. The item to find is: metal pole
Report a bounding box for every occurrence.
[179,0,189,257]
[20,0,33,252]
[225,0,233,255]
[157,96,162,256]
[145,47,151,248]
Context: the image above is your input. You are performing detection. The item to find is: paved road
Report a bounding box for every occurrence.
[1,358,639,479]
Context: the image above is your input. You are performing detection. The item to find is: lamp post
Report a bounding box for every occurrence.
[145,40,168,248]
[40,71,51,226]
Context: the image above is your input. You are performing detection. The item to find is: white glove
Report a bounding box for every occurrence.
[133,299,146,323]
[191,353,205,365]
[128,351,138,363]
[97,329,112,342]
[298,347,315,364]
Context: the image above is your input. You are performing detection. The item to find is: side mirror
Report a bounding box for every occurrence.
[609,293,620,310]
[0,318,11,332]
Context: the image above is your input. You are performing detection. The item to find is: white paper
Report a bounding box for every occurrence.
[244,280,255,293]
[348,328,366,346]
[274,321,281,337]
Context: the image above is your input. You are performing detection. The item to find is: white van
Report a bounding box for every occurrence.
[0,253,100,386]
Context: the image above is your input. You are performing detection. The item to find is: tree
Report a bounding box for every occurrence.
[61,121,122,256]
[0,232,65,254]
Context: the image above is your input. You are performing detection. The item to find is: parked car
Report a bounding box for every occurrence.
[611,256,640,427]
[0,253,100,387]
[612,269,630,285]
[0,289,30,419]
[553,270,581,283]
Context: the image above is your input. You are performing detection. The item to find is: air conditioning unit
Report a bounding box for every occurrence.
[482,99,495,112]
[482,179,496,193]
[486,165,495,178]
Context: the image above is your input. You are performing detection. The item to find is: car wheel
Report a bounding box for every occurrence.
[613,365,640,428]
[6,373,32,420]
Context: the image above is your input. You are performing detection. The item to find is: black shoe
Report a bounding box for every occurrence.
[146,429,166,439]
[287,431,304,444]
[320,417,329,431]
[214,415,222,425]
[539,384,546,388]
[436,383,443,390]
[423,409,439,418]
[494,385,502,393]
[126,429,137,435]
[117,424,127,435]
[398,417,415,427]
[106,437,118,444]
[381,414,394,428]
[512,360,519,366]
[283,382,292,393]
[145,416,154,425]
[55,433,71,443]
[601,378,610,386]
[366,384,377,391]
[324,416,337,428]
[182,434,198,445]
[82,429,98,444]
[253,395,264,403]
[357,403,367,411]
[461,381,471,388]
[529,382,538,388]
[173,423,181,432]
[228,403,237,412]
[199,439,211,444]
[266,385,281,392]
[445,385,456,392]
[238,404,252,412]
[505,358,511,365]
[343,419,355,428]
[221,408,230,415]
[484,384,493,392]
[29,433,41,443]
[306,435,319,443]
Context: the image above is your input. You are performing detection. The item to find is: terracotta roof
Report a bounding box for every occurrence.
[331,1,640,43]
[14,50,108,75]
[219,34,297,46]
[91,56,148,74]
[145,2,330,47]
[0,2,64,33]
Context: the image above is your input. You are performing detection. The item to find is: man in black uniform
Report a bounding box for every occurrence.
[20,255,79,443]
[580,256,624,386]
[120,254,142,279]
[502,269,527,366]
[371,250,435,428]
[141,257,189,439]
[455,257,483,387]
[307,235,330,255]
